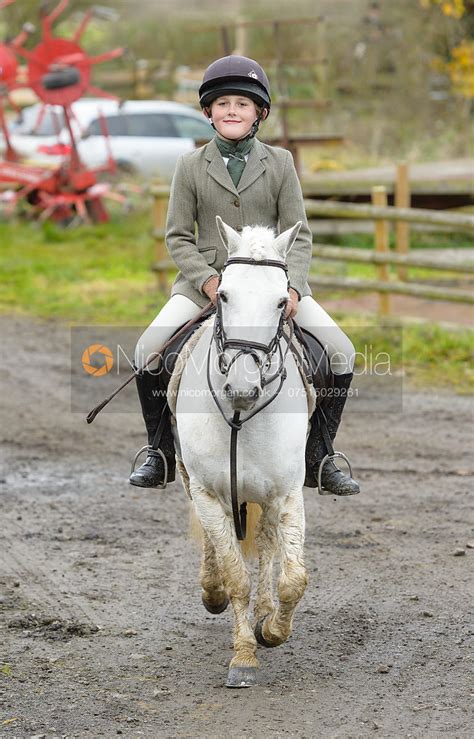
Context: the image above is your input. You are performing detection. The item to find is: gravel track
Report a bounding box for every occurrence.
[0,315,472,738]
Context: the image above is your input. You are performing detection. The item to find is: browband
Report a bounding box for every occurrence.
[223,257,288,273]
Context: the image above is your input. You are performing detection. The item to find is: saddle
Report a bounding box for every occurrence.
[157,314,210,395]
[289,324,333,408]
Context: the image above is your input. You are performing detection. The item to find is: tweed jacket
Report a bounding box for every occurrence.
[165,137,313,308]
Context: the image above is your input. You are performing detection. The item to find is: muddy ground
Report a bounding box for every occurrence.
[0,315,472,738]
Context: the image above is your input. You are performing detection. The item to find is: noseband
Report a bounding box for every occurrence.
[206,256,294,541]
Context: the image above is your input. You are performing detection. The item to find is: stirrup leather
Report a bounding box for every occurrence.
[130,445,169,489]
[317,450,353,496]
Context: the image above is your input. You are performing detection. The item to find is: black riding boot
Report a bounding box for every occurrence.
[305,372,360,495]
[129,369,176,488]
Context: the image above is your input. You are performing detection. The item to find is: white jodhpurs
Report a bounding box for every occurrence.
[135,294,355,375]
[134,294,203,371]
[296,296,355,375]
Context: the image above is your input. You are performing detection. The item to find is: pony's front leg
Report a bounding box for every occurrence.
[200,531,229,614]
[191,484,258,688]
[254,501,279,623]
[255,488,308,649]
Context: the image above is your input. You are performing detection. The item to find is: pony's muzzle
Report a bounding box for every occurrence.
[223,383,260,411]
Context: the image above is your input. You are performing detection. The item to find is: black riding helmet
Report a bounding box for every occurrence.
[199,55,271,112]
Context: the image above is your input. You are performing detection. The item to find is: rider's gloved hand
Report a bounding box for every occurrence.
[203,275,220,304]
[285,288,299,319]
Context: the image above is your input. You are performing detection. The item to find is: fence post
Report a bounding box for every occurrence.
[153,185,170,294]
[235,18,247,55]
[221,25,231,55]
[395,162,410,281]
[371,186,391,317]
[134,59,152,99]
[273,21,290,151]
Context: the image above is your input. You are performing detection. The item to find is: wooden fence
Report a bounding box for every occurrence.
[306,179,473,315]
[151,173,474,317]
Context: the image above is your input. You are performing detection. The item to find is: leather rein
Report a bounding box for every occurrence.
[207,256,294,540]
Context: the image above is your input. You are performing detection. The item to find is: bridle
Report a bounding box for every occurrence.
[207,256,294,540]
[209,256,293,420]
[214,258,289,383]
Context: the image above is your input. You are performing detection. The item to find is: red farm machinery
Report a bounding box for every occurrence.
[0,0,125,222]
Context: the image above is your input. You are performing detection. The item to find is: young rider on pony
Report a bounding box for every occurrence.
[130,55,360,497]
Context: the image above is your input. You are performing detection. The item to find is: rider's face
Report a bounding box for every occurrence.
[208,95,259,140]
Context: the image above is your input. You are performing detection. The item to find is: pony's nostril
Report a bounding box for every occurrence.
[249,387,259,400]
[223,383,232,397]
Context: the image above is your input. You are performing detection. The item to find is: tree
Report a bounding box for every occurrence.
[420,0,474,99]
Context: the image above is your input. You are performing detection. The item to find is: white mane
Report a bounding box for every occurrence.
[239,225,281,261]
[216,216,301,264]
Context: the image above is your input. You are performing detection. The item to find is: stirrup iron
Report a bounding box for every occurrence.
[130,445,169,489]
[317,450,353,496]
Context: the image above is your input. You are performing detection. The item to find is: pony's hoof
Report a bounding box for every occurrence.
[254,617,277,648]
[202,594,229,614]
[226,665,257,688]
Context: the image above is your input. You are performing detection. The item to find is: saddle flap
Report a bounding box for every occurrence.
[158,315,210,394]
[298,326,333,395]
[166,316,215,417]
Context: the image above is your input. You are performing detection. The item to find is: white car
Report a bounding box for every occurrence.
[2,99,213,180]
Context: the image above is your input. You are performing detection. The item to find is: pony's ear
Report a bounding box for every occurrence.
[216,216,242,255]
[273,221,302,259]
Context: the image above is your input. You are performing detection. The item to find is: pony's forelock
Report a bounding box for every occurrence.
[240,225,277,261]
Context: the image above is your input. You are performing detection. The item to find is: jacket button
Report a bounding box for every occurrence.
[233,199,240,207]
[236,225,243,232]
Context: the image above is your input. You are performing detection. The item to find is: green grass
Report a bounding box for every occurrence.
[0,210,167,325]
[0,211,472,392]
[337,316,473,394]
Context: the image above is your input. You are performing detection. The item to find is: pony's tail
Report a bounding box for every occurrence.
[188,502,261,561]
[240,503,261,560]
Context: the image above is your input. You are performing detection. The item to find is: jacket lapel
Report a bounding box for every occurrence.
[205,138,238,195]
[237,138,267,193]
[205,137,268,195]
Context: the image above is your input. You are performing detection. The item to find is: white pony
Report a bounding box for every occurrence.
[173,217,309,688]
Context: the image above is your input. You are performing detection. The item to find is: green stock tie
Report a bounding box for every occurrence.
[214,135,254,187]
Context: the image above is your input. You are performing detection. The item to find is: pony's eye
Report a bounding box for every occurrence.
[278,298,288,310]
[218,291,228,304]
